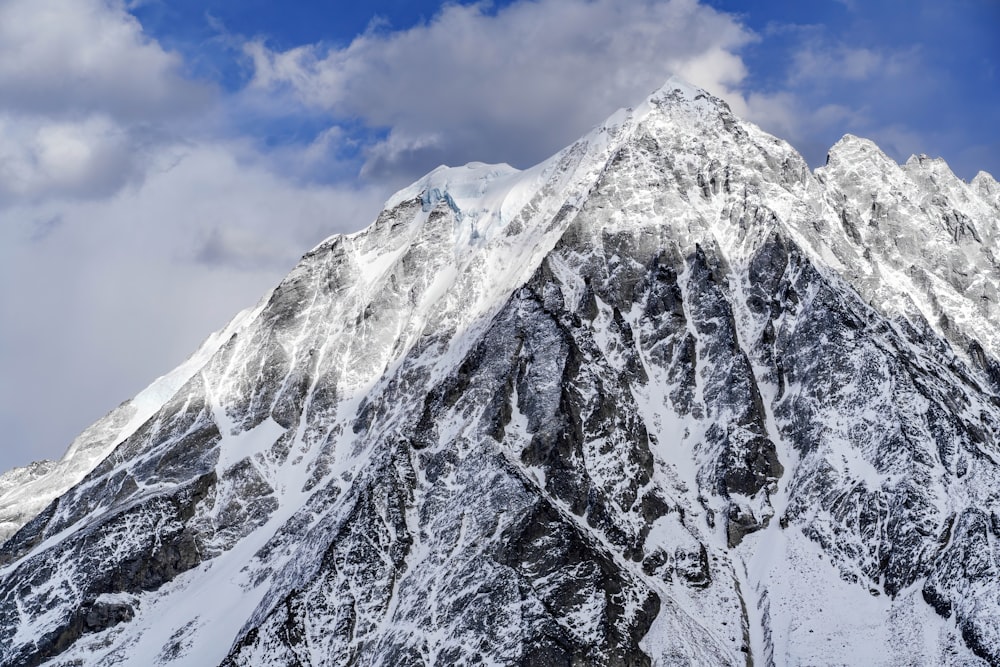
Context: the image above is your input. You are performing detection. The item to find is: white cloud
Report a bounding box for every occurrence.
[0,0,217,208]
[0,0,395,472]
[244,0,759,177]
[0,113,142,201]
[0,0,210,119]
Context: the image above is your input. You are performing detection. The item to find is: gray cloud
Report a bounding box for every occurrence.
[194,226,295,271]
[0,113,146,203]
[0,0,215,209]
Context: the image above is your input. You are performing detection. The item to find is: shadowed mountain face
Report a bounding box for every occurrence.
[2,78,999,666]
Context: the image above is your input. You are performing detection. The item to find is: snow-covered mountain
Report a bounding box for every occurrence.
[2,77,999,666]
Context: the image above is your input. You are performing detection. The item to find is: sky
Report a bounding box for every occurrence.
[1,0,998,474]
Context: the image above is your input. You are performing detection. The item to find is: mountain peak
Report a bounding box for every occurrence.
[973,169,999,201]
[822,133,896,171]
[652,74,711,101]
[641,74,734,122]
[2,77,1000,667]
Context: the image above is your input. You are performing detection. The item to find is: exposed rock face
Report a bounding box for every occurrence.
[1,77,999,666]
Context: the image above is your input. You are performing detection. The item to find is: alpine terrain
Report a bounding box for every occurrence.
[2,77,1000,666]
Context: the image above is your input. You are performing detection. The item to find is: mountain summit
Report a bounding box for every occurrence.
[2,78,1000,666]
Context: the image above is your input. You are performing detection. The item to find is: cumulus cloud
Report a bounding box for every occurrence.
[0,0,215,208]
[0,0,210,119]
[244,0,759,179]
[0,113,143,202]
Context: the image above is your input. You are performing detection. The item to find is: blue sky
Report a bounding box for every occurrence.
[1,0,997,473]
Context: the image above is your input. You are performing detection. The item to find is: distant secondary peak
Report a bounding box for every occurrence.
[973,170,998,190]
[828,133,880,152]
[972,170,999,202]
[904,153,952,172]
[900,152,967,189]
[906,153,944,164]
[823,133,895,170]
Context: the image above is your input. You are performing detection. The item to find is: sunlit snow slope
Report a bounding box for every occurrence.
[2,77,1000,667]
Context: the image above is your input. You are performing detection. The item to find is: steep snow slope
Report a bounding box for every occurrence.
[2,77,999,666]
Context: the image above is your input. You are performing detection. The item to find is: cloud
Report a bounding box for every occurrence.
[790,44,919,85]
[0,0,396,472]
[0,0,217,209]
[244,0,759,179]
[0,0,210,120]
[0,113,143,202]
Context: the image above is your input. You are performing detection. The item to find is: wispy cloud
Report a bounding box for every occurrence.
[790,43,919,84]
